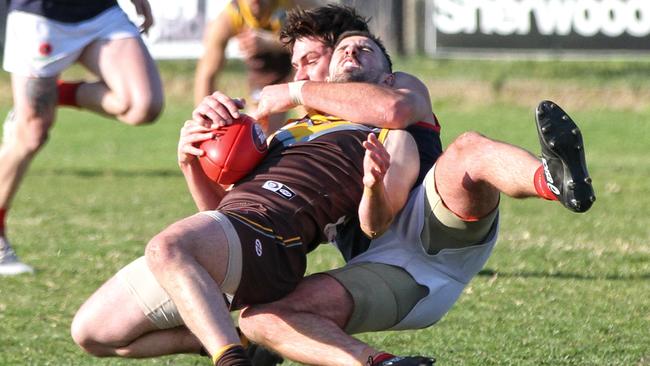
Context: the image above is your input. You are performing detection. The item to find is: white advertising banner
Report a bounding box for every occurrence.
[427,0,650,54]
[118,0,241,59]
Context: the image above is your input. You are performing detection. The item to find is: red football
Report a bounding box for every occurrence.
[198,114,268,185]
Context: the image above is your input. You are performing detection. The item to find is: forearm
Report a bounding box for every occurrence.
[301,81,418,128]
[358,130,420,238]
[194,71,214,107]
[194,57,224,106]
[180,161,227,211]
[358,185,394,239]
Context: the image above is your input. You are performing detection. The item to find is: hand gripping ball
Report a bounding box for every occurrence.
[198,115,268,184]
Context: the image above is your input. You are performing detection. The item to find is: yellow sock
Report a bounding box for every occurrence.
[212,344,240,364]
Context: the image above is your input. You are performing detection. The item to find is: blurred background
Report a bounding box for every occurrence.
[4,0,649,112]
[54,0,650,59]
[4,0,646,58]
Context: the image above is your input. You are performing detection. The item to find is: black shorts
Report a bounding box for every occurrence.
[223,211,306,309]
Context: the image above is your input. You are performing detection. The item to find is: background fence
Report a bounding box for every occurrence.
[348,0,650,56]
[2,0,650,60]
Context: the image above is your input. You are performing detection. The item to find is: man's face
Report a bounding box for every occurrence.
[328,35,388,84]
[291,37,333,82]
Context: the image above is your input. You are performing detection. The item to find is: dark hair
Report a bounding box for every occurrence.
[280,4,370,51]
[334,30,393,73]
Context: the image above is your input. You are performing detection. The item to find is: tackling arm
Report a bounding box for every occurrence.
[255,72,435,128]
[358,130,420,238]
[302,72,433,128]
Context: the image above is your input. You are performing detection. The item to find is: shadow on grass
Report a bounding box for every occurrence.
[478,268,650,281]
[32,168,181,178]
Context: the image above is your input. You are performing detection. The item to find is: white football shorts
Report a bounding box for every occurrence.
[3,6,140,77]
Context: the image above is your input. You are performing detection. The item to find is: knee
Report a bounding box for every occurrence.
[130,96,163,125]
[70,311,110,357]
[144,233,184,274]
[445,131,494,162]
[447,131,486,154]
[13,116,53,156]
[120,93,164,126]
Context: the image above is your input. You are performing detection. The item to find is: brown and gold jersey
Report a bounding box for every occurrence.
[217,115,387,253]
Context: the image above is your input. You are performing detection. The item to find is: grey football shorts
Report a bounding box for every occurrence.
[329,167,497,334]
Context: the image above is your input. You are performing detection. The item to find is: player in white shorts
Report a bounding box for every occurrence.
[0,0,163,275]
[238,100,595,366]
[328,164,499,333]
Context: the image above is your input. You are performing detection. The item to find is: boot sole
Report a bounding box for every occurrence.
[535,100,595,212]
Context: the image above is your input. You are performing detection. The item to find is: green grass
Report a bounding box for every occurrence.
[1,60,649,365]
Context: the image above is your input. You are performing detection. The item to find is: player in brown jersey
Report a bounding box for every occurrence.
[71,31,420,366]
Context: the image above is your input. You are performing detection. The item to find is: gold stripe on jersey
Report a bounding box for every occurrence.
[269,114,387,148]
[226,211,274,234]
[377,127,389,144]
[224,212,303,247]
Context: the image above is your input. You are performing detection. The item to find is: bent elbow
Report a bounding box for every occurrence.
[362,227,387,240]
[361,219,392,240]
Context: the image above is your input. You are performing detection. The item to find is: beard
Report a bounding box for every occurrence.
[330,67,382,84]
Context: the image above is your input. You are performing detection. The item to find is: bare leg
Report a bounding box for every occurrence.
[0,75,58,209]
[435,131,540,219]
[240,274,375,366]
[111,327,202,358]
[76,37,163,125]
[145,213,241,357]
[0,75,58,273]
[71,260,203,357]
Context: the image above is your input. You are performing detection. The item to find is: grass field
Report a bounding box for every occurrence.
[0,58,649,365]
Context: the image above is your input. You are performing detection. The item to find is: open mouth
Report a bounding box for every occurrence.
[341,58,359,69]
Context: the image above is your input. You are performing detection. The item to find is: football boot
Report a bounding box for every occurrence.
[247,343,284,366]
[0,236,34,276]
[535,100,595,213]
[370,355,436,366]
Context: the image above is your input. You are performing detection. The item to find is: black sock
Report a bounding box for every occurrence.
[214,345,252,366]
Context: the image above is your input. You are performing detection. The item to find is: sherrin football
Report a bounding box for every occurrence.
[198,114,268,185]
